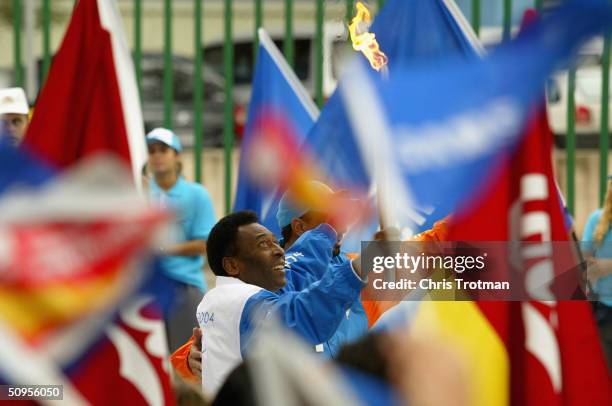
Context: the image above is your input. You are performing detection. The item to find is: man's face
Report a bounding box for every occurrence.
[1,113,28,146]
[234,223,286,292]
[147,142,178,176]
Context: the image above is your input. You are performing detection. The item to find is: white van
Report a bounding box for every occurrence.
[545,37,612,147]
[482,32,612,148]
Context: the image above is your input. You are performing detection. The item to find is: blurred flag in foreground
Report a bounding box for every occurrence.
[335,0,612,237]
[249,317,386,406]
[373,105,610,405]
[306,0,482,244]
[233,28,319,237]
[342,0,485,252]
[0,145,174,404]
[437,105,611,405]
[368,2,611,405]
[23,0,147,187]
[8,1,174,403]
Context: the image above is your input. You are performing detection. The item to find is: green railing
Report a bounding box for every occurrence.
[42,0,51,82]
[567,62,576,215]
[224,0,234,214]
[163,0,173,130]
[194,0,204,184]
[8,0,612,217]
[284,0,294,68]
[12,0,22,87]
[601,35,611,205]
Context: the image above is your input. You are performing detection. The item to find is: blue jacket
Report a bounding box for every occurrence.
[239,224,366,356]
[282,225,369,358]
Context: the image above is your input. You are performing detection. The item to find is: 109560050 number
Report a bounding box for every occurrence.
[1,385,63,400]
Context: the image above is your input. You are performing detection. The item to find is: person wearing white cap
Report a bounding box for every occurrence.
[146,127,217,352]
[0,87,29,146]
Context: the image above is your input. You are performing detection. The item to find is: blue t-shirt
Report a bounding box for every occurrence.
[582,209,612,306]
[150,176,216,291]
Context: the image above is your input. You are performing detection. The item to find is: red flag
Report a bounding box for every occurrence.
[449,106,611,405]
[72,300,176,406]
[0,156,175,405]
[23,0,147,185]
[14,1,172,403]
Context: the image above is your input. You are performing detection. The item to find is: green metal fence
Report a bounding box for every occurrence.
[8,0,612,217]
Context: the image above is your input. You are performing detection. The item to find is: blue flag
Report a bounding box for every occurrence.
[373,0,481,68]
[233,29,319,237]
[0,143,56,193]
[308,0,612,240]
[309,0,483,247]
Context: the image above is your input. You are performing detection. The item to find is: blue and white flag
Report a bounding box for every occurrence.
[310,0,612,238]
[308,0,484,247]
[233,29,319,237]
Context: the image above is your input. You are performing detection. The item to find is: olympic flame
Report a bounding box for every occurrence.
[348,2,388,71]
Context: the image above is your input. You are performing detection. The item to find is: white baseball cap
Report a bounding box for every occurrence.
[0,87,29,115]
[146,127,183,153]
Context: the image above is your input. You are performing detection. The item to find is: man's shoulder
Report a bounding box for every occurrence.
[288,224,337,254]
[178,178,210,195]
[174,179,212,207]
[201,280,264,305]
[587,209,603,223]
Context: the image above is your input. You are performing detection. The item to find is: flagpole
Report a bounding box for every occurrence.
[377,65,389,232]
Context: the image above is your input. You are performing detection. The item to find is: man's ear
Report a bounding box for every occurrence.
[222,257,240,277]
[291,217,306,237]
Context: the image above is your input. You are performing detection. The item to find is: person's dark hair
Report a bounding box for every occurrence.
[336,331,391,383]
[211,361,255,406]
[207,210,259,277]
[280,224,292,248]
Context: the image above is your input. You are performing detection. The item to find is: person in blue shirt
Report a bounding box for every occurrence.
[197,210,366,396]
[277,181,369,358]
[146,127,216,352]
[582,176,612,371]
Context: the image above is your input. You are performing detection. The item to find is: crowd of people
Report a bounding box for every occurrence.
[137,123,473,404]
[142,124,612,404]
[2,84,611,405]
[133,116,411,403]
